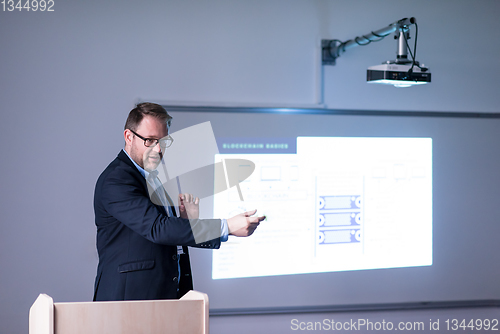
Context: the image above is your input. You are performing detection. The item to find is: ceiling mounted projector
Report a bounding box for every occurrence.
[322,17,431,88]
[367,63,431,88]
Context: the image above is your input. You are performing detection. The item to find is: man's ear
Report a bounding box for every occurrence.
[124,129,134,146]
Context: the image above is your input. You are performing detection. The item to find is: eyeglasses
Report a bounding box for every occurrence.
[130,129,174,148]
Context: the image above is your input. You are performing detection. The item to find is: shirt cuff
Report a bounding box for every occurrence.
[220,218,229,242]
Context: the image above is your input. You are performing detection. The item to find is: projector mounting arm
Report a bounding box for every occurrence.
[322,17,416,65]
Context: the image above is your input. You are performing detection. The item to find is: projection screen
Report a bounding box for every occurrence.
[161,106,500,312]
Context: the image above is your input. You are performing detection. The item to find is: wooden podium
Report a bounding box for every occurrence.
[29,290,209,334]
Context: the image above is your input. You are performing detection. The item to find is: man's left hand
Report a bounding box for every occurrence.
[178,193,199,220]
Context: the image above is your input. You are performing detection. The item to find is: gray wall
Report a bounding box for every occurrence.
[1,1,499,333]
[211,307,500,334]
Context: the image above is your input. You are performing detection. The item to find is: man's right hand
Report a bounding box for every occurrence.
[227,209,265,237]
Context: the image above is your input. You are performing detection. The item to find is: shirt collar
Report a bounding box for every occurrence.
[122,148,154,180]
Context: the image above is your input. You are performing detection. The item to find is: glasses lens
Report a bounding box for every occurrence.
[145,139,156,147]
[159,137,172,148]
[160,136,174,148]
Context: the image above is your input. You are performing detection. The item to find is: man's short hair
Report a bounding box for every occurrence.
[124,102,172,131]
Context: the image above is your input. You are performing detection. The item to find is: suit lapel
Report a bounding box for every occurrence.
[117,150,176,217]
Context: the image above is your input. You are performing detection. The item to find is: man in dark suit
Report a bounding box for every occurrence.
[93,102,264,301]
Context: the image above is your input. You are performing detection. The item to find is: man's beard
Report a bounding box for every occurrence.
[143,152,162,171]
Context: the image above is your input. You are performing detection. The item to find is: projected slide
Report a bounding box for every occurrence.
[212,137,432,279]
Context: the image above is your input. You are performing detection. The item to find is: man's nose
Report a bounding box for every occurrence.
[152,142,162,153]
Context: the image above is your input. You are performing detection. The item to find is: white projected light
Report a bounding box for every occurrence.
[212,137,432,280]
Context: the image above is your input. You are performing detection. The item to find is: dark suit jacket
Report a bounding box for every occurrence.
[93,150,221,301]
